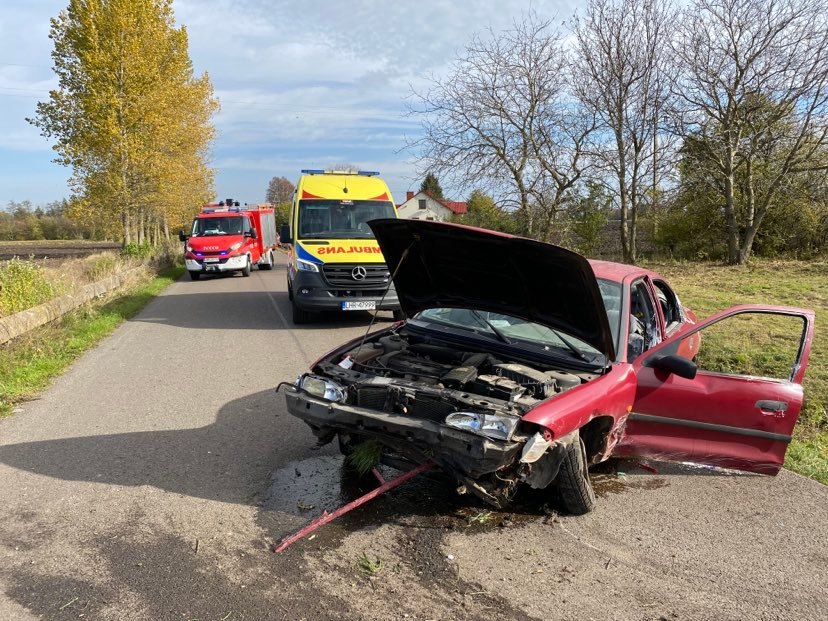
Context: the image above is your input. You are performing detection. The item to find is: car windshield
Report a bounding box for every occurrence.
[191,216,243,236]
[414,278,623,362]
[298,199,396,239]
[598,279,622,352]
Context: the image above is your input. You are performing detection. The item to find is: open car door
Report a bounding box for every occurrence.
[616,304,814,474]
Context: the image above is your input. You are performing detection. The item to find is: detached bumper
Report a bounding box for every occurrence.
[284,387,521,479]
[291,271,400,312]
[185,255,248,273]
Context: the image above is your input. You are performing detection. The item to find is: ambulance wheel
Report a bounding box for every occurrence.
[241,256,251,277]
[287,280,293,301]
[292,300,312,324]
[188,271,201,281]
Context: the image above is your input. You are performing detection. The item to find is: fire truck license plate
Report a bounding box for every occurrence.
[342,301,376,311]
[203,258,220,263]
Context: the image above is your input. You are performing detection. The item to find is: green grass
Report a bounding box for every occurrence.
[645,259,828,484]
[346,440,384,476]
[0,266,184,417]
[356,553,384,575]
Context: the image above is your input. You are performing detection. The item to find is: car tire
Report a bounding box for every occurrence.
[241,256,251,277]
[188,271,201,281]
[392,309,405,321]
[292,300,312,324]
[260,251,274,270]
[556,434,596,515]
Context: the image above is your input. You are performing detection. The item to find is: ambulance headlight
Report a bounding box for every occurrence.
[297,374,346,402]
[296,259,320,272]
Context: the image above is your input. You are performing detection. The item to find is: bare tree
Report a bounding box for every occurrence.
[266,176,295,205]
[408,13,593,239]
[672,0,828,264]
[572,0,676,263]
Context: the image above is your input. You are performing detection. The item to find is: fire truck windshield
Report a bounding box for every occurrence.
[191,216,244,236]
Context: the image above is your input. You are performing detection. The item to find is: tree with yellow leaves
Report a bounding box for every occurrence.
[29,0,218,245]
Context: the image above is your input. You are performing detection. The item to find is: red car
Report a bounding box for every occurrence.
[283,220,814,513]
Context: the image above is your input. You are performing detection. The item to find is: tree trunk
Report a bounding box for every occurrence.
[723,173,740,264]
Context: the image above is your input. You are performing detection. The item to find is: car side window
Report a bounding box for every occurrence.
[242,217,251,235]
[653,280,682,333]
[628,281,660,362]
[678,312,807,382]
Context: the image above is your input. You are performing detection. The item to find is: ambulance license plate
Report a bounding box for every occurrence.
[342,301,376,311]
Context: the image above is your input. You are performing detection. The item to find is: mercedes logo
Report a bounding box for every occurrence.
[351,266,367,281]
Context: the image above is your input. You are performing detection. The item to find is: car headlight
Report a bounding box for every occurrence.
[229,241,243,251]
[444,411,518,441]
[296,258,320,272]
[296,374,346,402]
[186,245,194,252]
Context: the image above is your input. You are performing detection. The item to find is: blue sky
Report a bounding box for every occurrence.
[0,0,578,207]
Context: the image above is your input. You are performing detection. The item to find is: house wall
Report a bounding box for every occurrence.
[396,193,453,221]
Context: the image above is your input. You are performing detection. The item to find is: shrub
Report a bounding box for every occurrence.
[0,257,56,316]
[120,243,154,259]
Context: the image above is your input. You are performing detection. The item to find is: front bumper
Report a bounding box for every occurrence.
[284,387,521,479]
[291,270,400,311]
[185,254,248,273]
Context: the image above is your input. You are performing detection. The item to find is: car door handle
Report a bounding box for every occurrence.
[755,400,788,416]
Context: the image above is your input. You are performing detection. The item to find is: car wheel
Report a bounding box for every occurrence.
[292,300,312,324]
[241,256,251,277]
[556,434,596,515]
[260,250,274,270]
[392,309,405,321]
[188,271,201,281]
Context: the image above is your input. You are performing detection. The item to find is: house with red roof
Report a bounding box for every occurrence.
[395,191,467,222]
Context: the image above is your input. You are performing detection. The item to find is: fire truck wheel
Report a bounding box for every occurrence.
[188,271,201,281]
[241,256,252,277]
[260,251,274,270]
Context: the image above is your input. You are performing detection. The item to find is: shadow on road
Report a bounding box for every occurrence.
[132,287,396,331]
[0,389,304,505]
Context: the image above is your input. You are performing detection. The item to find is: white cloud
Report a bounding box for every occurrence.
[0,0,583,204]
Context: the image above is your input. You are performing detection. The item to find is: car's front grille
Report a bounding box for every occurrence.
[322,263,390,288]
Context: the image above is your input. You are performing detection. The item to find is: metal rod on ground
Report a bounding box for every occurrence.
[273,461,434,553]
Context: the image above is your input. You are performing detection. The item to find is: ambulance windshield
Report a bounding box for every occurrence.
[298,200,396,239]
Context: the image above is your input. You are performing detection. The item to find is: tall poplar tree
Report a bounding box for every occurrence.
[29,0,218,244]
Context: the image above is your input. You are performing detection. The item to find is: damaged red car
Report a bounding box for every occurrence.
[283,220,814,514]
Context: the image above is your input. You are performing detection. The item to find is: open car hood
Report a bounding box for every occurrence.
[369,219,615,361]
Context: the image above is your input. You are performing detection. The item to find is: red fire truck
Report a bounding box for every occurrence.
[180,199,280,280]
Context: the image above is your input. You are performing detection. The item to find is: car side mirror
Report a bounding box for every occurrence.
[280,224,292,244]
[250,228,258,239]
[178,230,188,242]
[648,354,697,380]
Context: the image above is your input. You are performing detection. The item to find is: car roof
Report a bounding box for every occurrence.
[587,259,663,284]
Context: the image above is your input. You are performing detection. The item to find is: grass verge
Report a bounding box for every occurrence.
[0,265,184,417]
[647,259,827,484]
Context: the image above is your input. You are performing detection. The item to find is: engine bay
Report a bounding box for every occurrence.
[313,327,599,433]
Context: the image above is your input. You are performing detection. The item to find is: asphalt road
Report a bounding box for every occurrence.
[0,253,826,620]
